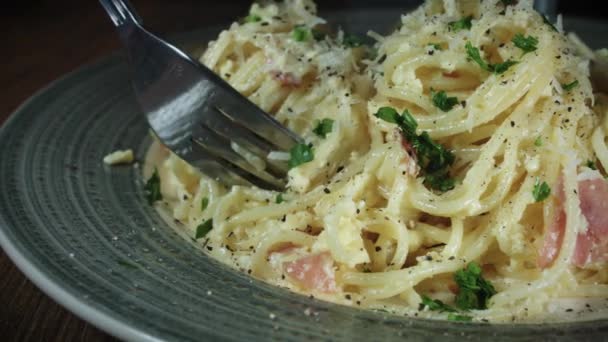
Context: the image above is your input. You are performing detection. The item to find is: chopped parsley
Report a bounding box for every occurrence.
[532,177,551,202]
[374,107,455,192]
[542,15,558,32]
[561,80,579,92]
[343,34,364,48]
[492,60,518,74]
[465,42,518,74]
[420,295,457,312]
[292,25,310,42]
[144,168,162,205]
[431,90,459,112]
[500,0,517,6]
[512,33,538,55]
[448,313,474,322]
[312,118,334,138]
[201,197,209,211]
[454,262,497,310]
[276,193,285,204]
[586,160,597,170]
[428,43,443,50]
[288,143,314,169]
[448,16,473,32]
[534,136,543,147]
[420,262,495,321]
[195,219,213,239]
[244,14,262,23]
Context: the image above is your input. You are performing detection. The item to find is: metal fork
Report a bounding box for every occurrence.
[99,0,302,190]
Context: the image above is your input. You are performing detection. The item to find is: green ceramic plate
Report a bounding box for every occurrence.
[1,8,607,341]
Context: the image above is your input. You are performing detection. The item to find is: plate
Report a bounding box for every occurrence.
[1,7,607,341]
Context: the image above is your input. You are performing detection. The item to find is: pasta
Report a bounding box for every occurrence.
[144,0,608,322]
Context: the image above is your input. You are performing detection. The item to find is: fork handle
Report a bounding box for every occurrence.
[99,0,142,27]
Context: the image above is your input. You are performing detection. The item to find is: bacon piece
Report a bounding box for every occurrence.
[283,252,337,293]
[270,71,301,87]
[396,129,420,177]
[538,173,608,268]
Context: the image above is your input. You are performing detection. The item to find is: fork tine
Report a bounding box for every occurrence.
[192,124,286,189]
[197,66,303,151]
[199,106,290,175]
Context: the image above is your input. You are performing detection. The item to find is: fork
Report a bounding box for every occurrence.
[99,0,302,190]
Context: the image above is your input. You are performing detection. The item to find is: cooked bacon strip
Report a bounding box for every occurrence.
[539,172,608,268]
[283,252,337,293]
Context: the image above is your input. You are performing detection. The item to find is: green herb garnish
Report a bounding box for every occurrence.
[491,60,518,74]
[512,33,538,55]
[561,80,579,92]
[448,313,474,322]
[500,0,517,6]
[343,34,364,48]
[586,160,597,170]
[312,118,334,138]
[428,43,443,50]
[292,25,310,42]
[534,136,543,147]
[542,15,558,32]
[288,143,314,169]
[374,107,455,192]
[195,219,213,239]
[532,177,551,202]
[144,168,162,205]
[454,262,497,310]
[201,197,209,211]
[448,16,473,32]
[244,14,262,23]
[465,42,518,74]
[276,193,285,204]
[420,295,457,312]
[431,90,459,112]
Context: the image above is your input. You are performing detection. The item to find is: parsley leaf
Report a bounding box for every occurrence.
[420,295,457,312]
[374,107,455,192]
[292,25,310,42]
[195,219,213,239]
[144,168,162,205]
[465,42,490,71]
[500,0,517,6]
[201,197,209,211]
[244,14,262,23]
[428,43,443,50]
[343,34,364,48]
[288,143,314,169]
[586,160,597,170]
[454,262,497,310]
[276,193,285,204]
[512,33,538,55]
[465,42,517,74]
[448,313,474,322]
[491,60,518,74]
[542,15,558,32]
[312,118,334,138]
[532,177,551,202]
[561,80,579,92]
[534,136,543,147]
[448,16,473,32]
[431,90,459,112]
